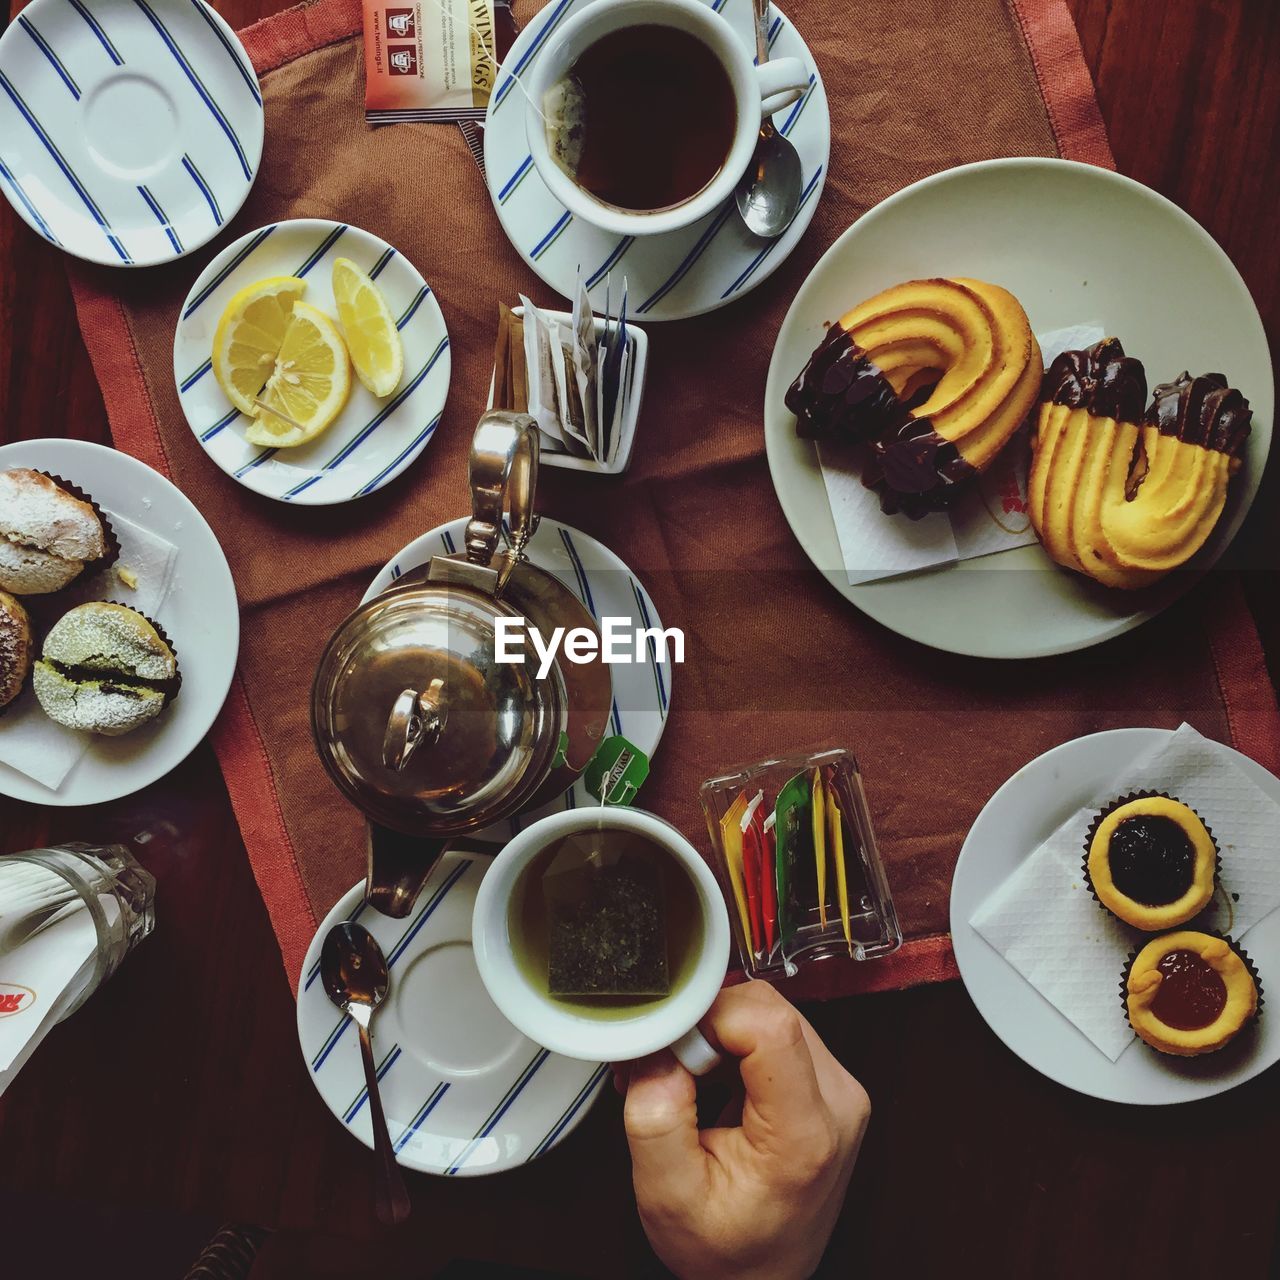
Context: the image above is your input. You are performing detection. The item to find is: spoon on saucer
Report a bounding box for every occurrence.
[734,0,804,238]
[321,922,411,1226]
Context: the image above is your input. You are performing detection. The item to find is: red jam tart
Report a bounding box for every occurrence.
[1125,931,1258,1056]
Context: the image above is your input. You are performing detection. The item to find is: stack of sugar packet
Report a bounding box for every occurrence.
[970,724,1280,1061]
[818,323,1104,585]
[0,861,108,1097]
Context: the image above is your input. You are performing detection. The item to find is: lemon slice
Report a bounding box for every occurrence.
[332,256,404,397]
[245,302,351,448]
[212,276,308,416]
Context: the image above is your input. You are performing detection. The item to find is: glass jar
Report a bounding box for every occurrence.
[0,843,155,1020]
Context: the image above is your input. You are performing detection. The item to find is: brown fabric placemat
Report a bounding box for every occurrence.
[64,0,1280,994]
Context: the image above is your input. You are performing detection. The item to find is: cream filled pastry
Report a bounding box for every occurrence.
[786,277,1042,516]
[0,469,110,595]
[1028,340,1252,589]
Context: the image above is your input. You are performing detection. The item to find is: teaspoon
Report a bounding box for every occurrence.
[320,922,411,1226]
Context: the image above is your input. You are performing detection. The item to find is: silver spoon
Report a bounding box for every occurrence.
[320,922,411,1226]
[734,0,804,238]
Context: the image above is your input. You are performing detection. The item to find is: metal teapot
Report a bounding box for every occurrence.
[311,411,612,917]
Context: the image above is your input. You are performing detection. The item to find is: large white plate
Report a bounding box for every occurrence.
[0,0,262,266]
[366,514,671,839]
[173,219,450,504]
[0,438,239,806]
[764,158,1274,658]
[297,856,608,1176]
[951,728,1280,1104]
[483,0,829,321]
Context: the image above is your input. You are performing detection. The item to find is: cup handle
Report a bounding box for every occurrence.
[755,56,808,119]
[670,1025,721,1076]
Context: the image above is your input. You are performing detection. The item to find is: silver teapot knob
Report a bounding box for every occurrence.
[382,678,446,772]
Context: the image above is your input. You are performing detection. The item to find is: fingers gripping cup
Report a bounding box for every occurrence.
[525,0,809,237]
[473,807,730,1073]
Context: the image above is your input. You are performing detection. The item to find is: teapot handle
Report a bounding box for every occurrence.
[465,410,540,578]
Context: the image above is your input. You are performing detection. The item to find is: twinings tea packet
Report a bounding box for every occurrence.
[363,0,517,125]
[544,842,669,998]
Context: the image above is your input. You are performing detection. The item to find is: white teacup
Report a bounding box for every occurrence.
[524,0,809,237]
[472,805,731,1074]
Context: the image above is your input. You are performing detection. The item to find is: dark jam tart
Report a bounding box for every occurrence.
[1124,932,1259,1056]
[1085,793,1217,931]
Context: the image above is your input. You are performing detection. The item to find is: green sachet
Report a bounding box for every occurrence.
[545,851,670,997]
[774,770,814,950]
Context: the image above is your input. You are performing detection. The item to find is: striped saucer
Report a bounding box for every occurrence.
[173,218,450,504]
[483,0,829,321]
[297,855,610,1177]
[0,0,262,267]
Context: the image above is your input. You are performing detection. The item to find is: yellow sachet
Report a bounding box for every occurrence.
[826,776,853,955]
[721,791,753,950]
[811,768,827,927]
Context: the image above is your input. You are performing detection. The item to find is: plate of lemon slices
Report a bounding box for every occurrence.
[172,218,450,504]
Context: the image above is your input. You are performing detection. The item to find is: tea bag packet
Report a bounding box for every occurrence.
[363,0,517,125]
[823,769,854,955]
[492,279,635,465]
[543,839,670,998]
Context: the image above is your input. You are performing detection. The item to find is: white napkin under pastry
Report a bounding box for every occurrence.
[819,322,1105,585]
[0,511,178,791]
[970,724,1280,1061]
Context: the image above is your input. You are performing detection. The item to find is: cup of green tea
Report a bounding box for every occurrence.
[525,0,809,237]
[472,806,731,1073]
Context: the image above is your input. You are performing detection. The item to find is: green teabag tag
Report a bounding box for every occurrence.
[545,848,669,997]
[773,771,814,964]
[583,735,650,806]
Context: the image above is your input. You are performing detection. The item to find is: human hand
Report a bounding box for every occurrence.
[620,980,869,1280]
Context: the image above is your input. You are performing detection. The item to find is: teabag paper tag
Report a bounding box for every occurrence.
[544,837,669,997]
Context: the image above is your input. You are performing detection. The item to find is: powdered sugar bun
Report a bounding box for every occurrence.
[0,469,112,595]
[0,590,31,709]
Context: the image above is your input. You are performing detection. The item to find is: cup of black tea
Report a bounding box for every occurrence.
[473,806,731,1072]
[524,0,809,237]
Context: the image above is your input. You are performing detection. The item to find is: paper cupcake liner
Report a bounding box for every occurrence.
[1119,932,1263,1047]
[1082,791,1221,927]
[38,472,121,580]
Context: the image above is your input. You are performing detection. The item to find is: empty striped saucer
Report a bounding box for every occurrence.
[173,218,450,504]
[482,0,829,321]
[298,854,611,1176]
[0,0,262,267]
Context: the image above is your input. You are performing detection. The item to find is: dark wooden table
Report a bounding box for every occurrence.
[3,1,1279,1276]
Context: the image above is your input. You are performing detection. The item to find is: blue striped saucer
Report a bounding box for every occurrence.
[365,514,671,826]
[297,854,611,1176]
[482,0,829,321]
[173,218,450,504]
[0,0,262,267]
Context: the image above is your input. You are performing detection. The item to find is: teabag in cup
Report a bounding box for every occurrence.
[543,829,670,998]
[543,74,586,179]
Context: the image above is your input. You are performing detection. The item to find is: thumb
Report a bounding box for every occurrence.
[623,1051,708,1208]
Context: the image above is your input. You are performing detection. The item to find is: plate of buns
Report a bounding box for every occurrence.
[764,157,1272,658]
[0,439,238,805]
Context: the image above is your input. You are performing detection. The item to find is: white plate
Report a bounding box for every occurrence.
[0,438,239,805]
[951,728,1280,1104]
[367,515,670,839]
[764,158,1274,658]
[173,219,450,504]
[0,0,262,267]
[297,855,609,1176]
[483,0,829,321]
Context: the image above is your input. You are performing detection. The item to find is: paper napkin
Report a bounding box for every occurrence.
[0,511,178,791]
[820,323,1104,585]
[970,724,1280,1061]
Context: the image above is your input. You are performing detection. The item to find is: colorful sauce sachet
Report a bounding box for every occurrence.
[720,790,753,954]
[824,768,853,956]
